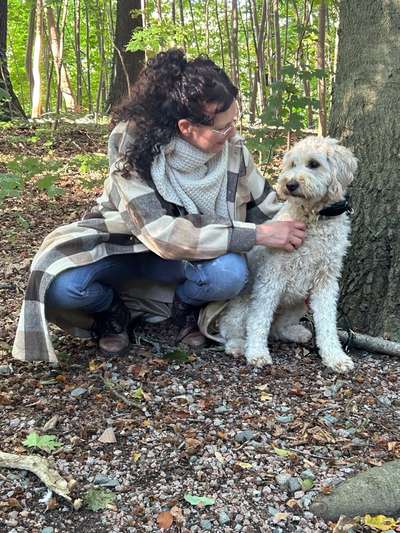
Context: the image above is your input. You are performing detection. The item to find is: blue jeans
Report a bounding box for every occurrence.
[46,252,249,313]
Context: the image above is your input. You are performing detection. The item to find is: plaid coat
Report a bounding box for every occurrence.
[12,121,279,363]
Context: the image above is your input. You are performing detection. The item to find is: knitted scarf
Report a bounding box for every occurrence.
[150,136,230,218]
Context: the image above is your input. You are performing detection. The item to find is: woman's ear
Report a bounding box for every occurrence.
[177,119,192,138]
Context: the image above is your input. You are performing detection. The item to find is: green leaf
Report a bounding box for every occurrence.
[273,447,292,457]
[132,386,144,400]
[301,478,314,491]
[0,173,24,201]
[83,488,115,511]
[184,494,215,506]
[22,432,63,453]
[163,348,190,363]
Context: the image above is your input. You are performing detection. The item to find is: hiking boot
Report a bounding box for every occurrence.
[172,294,207,348]
[92,293,131,357]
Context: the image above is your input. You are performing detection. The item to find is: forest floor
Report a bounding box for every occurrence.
[0,123,399,533]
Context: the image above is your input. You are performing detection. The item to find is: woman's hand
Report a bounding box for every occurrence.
[255,221,306,252]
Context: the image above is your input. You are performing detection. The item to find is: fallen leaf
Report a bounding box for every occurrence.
[301,478,314,491]
[131,452,141,462]
[170,505,184,524]
[273,512,289,522]
[363,514,398,531]
[185,437,202,455]
[157,511,173,529]
[184,494,215,507]
[98,427,116,444]
[255,384,269,391]
[163,349,191,363]
[260,392,272,401]
[214,451,225,464]
[83,487,115,512]
[237,461,253,469]
[273,446,296,459]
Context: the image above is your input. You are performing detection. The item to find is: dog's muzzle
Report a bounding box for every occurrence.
[286,179,300,193]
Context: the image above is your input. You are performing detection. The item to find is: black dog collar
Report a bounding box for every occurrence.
[319,194,353,217]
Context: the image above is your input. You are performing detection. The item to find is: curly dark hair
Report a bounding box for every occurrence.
[112,49,238,178]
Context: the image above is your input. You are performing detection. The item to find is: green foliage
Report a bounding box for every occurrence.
[0,173,24,201]
[71,153,108,174]
[22,432,63,453]
[83,487,115,511]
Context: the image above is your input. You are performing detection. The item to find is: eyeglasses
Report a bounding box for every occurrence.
[211,110,243,137]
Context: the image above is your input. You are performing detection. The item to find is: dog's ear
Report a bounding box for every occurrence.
[328,141,358,188]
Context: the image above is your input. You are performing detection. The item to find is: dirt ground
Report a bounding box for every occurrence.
[0,124,399,533]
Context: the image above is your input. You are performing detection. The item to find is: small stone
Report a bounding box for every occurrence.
[0,365,12,376]
[73,498,82,510]
[300,469,316,481]
[276,414,294,424]
[275,473,290,488]
[215,405,229,414]
[377,395,392,407]
[287,477,302,493]
[41,528,54,533]
[351,437,366,447]
[94,475,119,487]
[98,427,117,443]
[234,430,256,443]
[70,387,87,398]
[323,414,337,425]
[218,510,230,525]
[200,519,213,530]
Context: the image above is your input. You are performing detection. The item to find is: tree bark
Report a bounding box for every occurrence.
[31,0,43,118]
[47,5,77,112]
[317,0,326,135]
[0,0,26,119]
[330,0,400,342]
[106,0,144,111]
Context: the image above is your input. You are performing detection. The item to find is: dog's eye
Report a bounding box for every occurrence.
[307,159,320,169]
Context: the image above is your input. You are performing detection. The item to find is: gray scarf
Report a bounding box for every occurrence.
[150,136,230,218]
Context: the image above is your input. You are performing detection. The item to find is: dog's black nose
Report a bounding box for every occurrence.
[286,180,299,192]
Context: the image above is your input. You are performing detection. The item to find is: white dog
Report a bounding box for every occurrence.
[219,136,357,373]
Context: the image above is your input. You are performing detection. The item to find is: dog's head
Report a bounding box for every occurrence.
[276,136,357,206]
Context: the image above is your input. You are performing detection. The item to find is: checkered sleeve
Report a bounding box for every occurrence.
[243,146,283,223]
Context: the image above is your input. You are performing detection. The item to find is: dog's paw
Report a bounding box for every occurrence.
[245,350,273,368]
[277,324,312,344]
[224,338,245,356]
[321,351,354,373]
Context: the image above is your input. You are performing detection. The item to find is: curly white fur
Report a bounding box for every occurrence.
[219,136,358,373]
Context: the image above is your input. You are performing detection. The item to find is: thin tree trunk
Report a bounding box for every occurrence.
[231,0,240,92]
[224,0,233,80]
[205,0,210,55]
[317,0,326,135]
[31,0,43,118]
[84,0,92,112]
[47,4,77,112]
[171,0,176,25]
[0,0,26,119]
[53,0,69,130]
[188,0,200,55]
[273,0,281,82]
[215,0,225,71]
[74,0,82,108]
[25,0,36,101]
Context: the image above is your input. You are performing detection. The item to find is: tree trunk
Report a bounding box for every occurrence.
[31,0,43,118]
[106,0,144,111]
[317,0,326,135]
[329,0,400,342]
[0,0,26,119]
[46,5,77,112]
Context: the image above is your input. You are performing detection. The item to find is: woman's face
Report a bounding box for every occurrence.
[178,100,239,153]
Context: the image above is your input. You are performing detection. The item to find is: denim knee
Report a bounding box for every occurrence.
[46,271,113,312]
[188,252,248,302]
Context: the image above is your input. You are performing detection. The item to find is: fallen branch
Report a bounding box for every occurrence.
[338,329,400,357]
[0,451,71,501]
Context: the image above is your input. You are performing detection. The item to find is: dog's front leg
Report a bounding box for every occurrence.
[245,280,283,368]
[309,278,354,373]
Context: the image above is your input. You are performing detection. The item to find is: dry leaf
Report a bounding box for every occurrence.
[42,415,59,431]
[255,383,269,391]
[237,461,253,469]
[98,427,116,444]
[260,392,272,401]
[157,511,173,529]
[215,451,225,464]
[170,505,184,525]
[132,452,141,462]
[273,512,289,522]
[185,437,202,455]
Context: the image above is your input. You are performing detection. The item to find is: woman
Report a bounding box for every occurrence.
[12,49,305,363]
